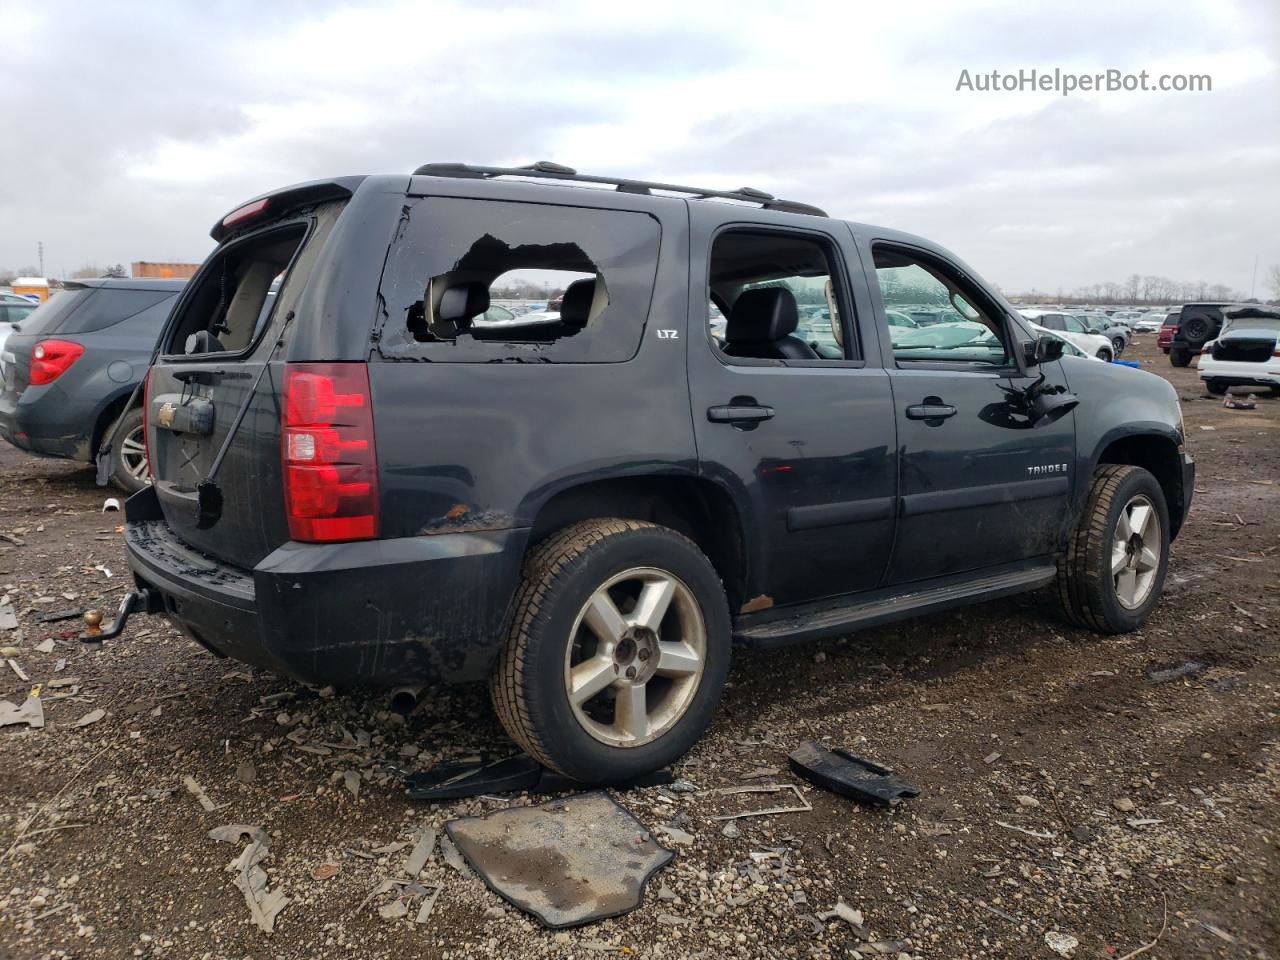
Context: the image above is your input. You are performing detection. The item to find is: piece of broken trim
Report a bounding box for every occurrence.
[707,783,812,820]
[400,753,673,801]
[787,741,920,807]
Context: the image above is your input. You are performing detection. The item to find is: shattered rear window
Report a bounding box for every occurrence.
[376,197,660,363]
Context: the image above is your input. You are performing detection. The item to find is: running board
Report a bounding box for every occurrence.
[734,564,1057,647]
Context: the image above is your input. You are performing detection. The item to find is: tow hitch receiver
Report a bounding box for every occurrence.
[80,589,155,645]
[788,740,921,807]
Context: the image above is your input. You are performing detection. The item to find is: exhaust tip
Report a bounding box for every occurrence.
[389,685,423,716]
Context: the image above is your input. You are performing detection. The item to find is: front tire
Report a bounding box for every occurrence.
[1204,379,1228,396]
[490,519,731,784]
[108,407,149,494]
[1096,347,1113,362]
[1169,347,1191,368]
[1057,465,1170,633]
[1111,336,1125,355]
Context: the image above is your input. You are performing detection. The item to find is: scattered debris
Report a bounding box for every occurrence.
[102,498,121,512]
[312,862,341,881]
[444,791,672,928]
[656,824,694,845]
[983,752,1001,765]
[414,883,443,924]
[1147,660,1205,683]
[994,820,1055,840]
[403,753,673,800]
[1126,818,1164,828]
[708,783,812,820]
[0,606,17,630]
[183,775,219,812]
[1115,892,1169,959]
[1045,930,1079,956]
[34,638,56,653]
[226,832,289,934]
[1112,797,1137,813]
[7,659,29,681]
[1015,794,1040,808]
[787,741,919,807]
[235,759,257,784]
[402,827,437,877]
[73,707,105,728]
[816,900,864,928]
[0,692,45,729]
[438,834,468,875]
[739,766,780,780]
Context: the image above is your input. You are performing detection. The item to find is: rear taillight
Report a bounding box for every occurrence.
[30,339,84,385]
[282,363,378,542]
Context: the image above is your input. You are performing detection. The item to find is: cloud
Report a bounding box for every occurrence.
[0,0,1276,293]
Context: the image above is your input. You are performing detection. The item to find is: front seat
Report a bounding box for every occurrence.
[722,287,817,360]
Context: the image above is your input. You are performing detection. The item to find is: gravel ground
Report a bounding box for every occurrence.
[1,337,1276,960]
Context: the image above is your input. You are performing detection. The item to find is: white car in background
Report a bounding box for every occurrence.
[1196,308,1280,396]
[1028,323,1107,361]
[1019,310,1116,361]
[1132,311,1169,334]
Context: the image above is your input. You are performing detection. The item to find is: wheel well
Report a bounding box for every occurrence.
[90,394,133,458]
[1098,434,1186,537]
[528,476,748,610]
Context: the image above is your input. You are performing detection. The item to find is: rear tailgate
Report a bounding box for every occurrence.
[147,196,353,570]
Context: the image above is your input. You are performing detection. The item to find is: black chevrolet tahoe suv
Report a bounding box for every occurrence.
[115,162,1194,784]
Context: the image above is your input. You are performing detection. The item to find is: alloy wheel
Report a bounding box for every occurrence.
[1111,494,1161,609]
[564,567,706,747]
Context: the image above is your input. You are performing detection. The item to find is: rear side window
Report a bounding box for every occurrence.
[57,289,175,335]
[377,197,661,363]
[166,223,307,355]
[7,287,94,337]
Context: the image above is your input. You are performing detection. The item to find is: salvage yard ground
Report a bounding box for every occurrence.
[1,337,1276,960]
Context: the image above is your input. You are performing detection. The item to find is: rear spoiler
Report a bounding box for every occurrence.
[210,176,365,243]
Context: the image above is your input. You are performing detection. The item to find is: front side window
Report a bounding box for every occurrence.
[873,247,1009,365]
[707,230,852,362]
[378,198,660,363]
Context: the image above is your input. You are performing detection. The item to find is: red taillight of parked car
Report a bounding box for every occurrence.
[281,363,378,542]
[29,339,84,385]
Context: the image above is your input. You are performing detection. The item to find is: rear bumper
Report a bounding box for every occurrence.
[0,386,92,461]
[1197,357,1280,387]
[122,487,529,686]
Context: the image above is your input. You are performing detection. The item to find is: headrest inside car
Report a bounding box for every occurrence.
[726,287,799,343]
[437,282,490,326]
[558,278,596,330]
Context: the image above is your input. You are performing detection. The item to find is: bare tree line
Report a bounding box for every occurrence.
[1011,269,1280,306]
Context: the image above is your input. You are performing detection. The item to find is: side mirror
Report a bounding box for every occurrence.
[1023,335,1065,366]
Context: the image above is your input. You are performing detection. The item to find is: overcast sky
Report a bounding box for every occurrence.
[2,0,1277,295]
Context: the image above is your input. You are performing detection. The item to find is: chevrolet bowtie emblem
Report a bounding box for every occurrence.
[158,401,176,428]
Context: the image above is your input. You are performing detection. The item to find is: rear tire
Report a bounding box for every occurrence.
[1096,347,1113,362]
[108,407,149,494]
[1056,465,1170,634]
[1111,336,1125,355]
[1204,379,1228,396]
[490,519,731,784]
[1169,347,1191,368]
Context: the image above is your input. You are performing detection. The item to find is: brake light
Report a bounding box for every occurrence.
[221,197,270,229]
[30,339,84,385]
[281,363,378,542]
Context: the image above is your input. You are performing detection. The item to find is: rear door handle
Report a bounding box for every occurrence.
[905,403,957,421]
[708,403,775,423]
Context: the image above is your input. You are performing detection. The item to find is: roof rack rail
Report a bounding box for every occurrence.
[411,161,829,218]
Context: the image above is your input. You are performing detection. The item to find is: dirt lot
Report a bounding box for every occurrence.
[1,337,1276,960]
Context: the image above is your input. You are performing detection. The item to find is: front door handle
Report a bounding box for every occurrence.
[905,402,957,421]
[708,403,775,423]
